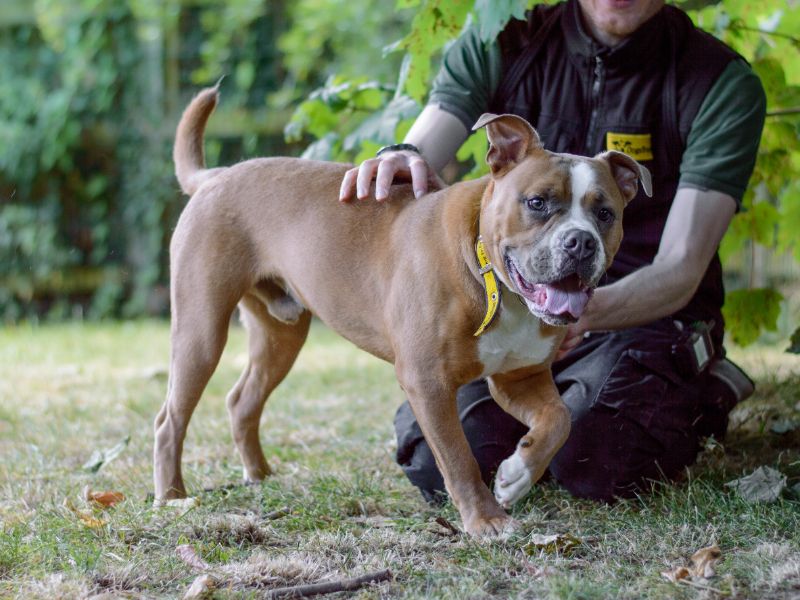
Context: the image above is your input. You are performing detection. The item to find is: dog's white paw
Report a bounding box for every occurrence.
[494,451,532,509]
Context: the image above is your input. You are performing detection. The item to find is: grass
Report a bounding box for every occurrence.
[0,319,798,599]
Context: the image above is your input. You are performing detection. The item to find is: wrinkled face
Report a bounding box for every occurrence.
[482,154,623,325]
[473,113,650,326]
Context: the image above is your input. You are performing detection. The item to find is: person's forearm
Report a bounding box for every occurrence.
[404,104,469,172]
[580,259,702,332]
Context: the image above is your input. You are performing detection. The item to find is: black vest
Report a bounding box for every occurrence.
[491,0,739,336]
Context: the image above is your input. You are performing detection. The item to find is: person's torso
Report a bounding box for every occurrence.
[491,0,738,333]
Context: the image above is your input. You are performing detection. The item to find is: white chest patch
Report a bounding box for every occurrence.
[477,294,558,377]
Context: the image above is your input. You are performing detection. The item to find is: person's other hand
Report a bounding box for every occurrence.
[555,322,587,362]
[338,150,444,202]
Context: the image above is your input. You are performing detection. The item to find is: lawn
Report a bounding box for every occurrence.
[0,320,798,599]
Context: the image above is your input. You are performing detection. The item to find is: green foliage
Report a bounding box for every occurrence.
[0,0,308,320]
[722,288,783,347]
[692,1,800,346]
[285,77,419,162]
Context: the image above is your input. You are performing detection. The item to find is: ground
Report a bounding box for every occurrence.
[0,320,798,599]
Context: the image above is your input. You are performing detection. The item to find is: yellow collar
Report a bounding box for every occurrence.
[473,235,501,336]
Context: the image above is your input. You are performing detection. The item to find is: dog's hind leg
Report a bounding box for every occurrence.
[154,237,247,500]
[226,291,311,483]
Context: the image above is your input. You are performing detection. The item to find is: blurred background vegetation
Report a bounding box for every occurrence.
[0,0,798,349]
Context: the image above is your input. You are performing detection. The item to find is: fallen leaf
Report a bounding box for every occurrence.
[82,436,131,473]
[183,574,215,599]
[64,498,108,528]
[523,533,582,556]
[76,511,107,529]
[725,466,787,503]
[83,485,125,508]
[690,544,722,578]
[176,544,210,571]
[661,566,690,583]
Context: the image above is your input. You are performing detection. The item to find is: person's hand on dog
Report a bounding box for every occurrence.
[338,149,444,202]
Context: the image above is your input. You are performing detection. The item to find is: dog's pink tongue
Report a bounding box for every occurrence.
[534,284,590,319]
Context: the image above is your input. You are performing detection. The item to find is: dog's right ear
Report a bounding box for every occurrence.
[472,113,543,176]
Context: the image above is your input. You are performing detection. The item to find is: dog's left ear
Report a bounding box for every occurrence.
[472,113,543,176]
[597,150,653,204]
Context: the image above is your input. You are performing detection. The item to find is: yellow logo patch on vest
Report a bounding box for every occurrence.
[606,132,653,161]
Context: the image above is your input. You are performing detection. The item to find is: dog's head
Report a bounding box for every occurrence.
[473,113,652,326]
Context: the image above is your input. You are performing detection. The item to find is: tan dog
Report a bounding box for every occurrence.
[154,86,651,538]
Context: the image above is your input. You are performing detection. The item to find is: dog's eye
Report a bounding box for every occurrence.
[597,207,615,223]
[526,196,546,211]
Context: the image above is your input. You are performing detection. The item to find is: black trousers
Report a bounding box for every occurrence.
[394,318,735,503]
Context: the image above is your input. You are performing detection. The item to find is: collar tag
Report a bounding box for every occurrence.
[474,236,501,336]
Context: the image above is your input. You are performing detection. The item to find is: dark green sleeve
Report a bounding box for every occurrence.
[678,59,767,204]
[427,26,503,131]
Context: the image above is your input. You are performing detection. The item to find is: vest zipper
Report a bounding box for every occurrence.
[584,55,605,153]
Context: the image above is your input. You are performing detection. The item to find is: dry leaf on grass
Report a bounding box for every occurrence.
[63,498,107,529]
[82,485,125,508]
[691,544,722,578]
[82,436,131,473]
[76,511,107,529]
[725,466,787,503]
[661,566,691,583]
[523,533,582,556]
[176,544,211,572]
[662,545,723,585]
[183,574,215,599]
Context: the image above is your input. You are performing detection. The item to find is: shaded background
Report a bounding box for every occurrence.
[0,0,798,350]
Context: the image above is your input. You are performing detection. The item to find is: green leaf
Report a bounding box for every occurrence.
[722,288,783,346]
[776,181,800,262]
[720,200,779,262]
[473,0,529,42]
[788,327,800,354]
[456,131,489,179]
[395,0,472,101]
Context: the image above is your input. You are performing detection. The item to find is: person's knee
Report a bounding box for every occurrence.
[549,408,700,502]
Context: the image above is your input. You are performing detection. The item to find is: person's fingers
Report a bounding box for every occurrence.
[428,170,446,192]
[339,167,359,202]
[554,333,580,361]
[375,158,401,201]
[408,156,429,199]
[356,158,380,200]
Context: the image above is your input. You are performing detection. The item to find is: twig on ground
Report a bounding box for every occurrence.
[264,507,291,520]
[678,578,728,596]
[434,516,461,536]
[264,569,393,598]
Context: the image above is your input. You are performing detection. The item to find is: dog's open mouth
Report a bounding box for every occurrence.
[505,257,593,322]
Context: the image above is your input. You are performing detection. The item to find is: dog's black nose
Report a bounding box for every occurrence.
[562,230,597,261]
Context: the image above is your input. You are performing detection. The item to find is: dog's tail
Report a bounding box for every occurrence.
[174,82,227,195]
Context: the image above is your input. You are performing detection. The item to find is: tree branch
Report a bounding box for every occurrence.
[766,107,800,117]
[731,24,800,44]
[265,569,393,599]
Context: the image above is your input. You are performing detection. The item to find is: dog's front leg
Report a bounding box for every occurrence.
[397,364,515,539]
[488,369,571,509]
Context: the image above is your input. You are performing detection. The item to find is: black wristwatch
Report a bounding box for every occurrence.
[376,143,421,157]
